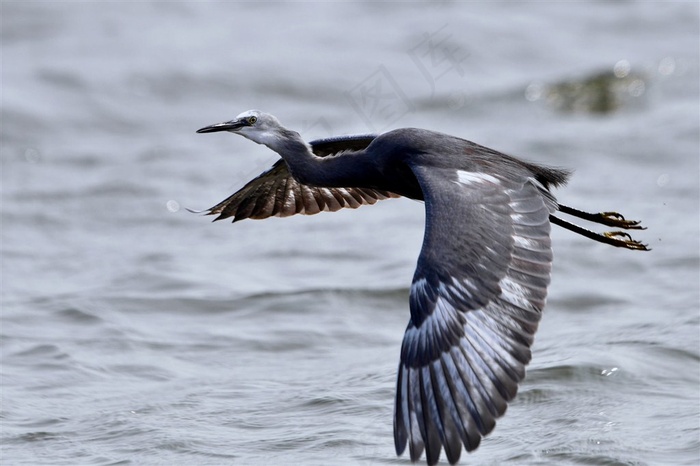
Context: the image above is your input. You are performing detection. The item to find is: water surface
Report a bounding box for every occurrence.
[2,2,699,465]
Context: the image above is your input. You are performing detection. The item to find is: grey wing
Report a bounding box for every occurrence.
[394,165,556,465]
[205,135,400,222]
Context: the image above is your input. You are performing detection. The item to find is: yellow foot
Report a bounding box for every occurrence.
[603,231,650,251]
[601,212,645,230]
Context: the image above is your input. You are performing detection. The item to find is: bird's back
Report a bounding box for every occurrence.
[366,128,571,195]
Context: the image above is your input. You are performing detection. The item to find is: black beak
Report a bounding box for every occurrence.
[196,119,246,134]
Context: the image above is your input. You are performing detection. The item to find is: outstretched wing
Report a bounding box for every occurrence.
[394,165,556,465]
[205,134,400,222]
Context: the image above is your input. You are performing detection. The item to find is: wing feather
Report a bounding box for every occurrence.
[394,165,556,465]
[203,135,401,222]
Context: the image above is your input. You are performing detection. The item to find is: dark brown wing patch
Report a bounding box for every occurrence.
[204,135,401,222]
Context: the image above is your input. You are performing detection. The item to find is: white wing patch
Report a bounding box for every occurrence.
[410,277,428,297]
[498,276,537,311]
[454,170,500,186]
[512,235,538,249]
[450,277,476,301]
[403,292,463,356]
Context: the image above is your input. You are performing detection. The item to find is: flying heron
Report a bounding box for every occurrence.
[195,110,647,465]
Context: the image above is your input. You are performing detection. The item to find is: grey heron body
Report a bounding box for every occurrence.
[196,110,647,465]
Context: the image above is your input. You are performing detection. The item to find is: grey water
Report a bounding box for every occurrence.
[2,2,699,465]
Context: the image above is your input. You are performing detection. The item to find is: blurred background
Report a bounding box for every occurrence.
[2,2,698,465]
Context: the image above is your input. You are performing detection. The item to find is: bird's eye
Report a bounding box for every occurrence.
[248,116,257,125]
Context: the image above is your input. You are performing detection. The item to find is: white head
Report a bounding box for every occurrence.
[196,110,287,147]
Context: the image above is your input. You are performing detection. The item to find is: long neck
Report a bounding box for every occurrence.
[265,129,379,189]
